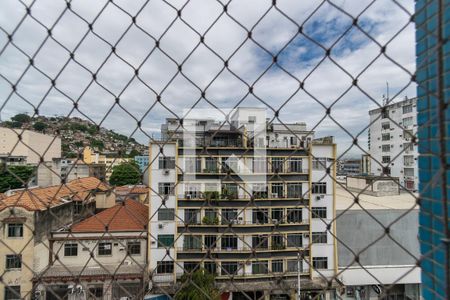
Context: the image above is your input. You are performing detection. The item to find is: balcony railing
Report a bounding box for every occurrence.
[177,245,306,252]
[179,192,310,201]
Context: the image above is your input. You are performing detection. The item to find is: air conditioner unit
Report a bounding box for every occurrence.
[68,285,75,294]
[186,194,192,199]
[303,233,309,238]
[163,169,170,175]
[158,223,164,229]
[119,246,125,251]
[315,196,321,201]
[124,260,132,265]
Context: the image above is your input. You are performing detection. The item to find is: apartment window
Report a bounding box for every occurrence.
[157,261,174,274]
[403,104,413,114]
[381,133,390,141]
[382,156,391,163]
[222,156,238,173]
[252,235,269,249]
[158,208,175,221]
[158,235,174,248]
[290,136,298,146]
[381,110,389,119]
[287,183,302,198]
[205,157,218,172]
[271,208,284,223]
[183,262,200,273]
[312,257,328,269]
[5,255,21,269]
[252,261,269,274]
[64,243,78,257]
[271,157,284,172]
[221,235,238,250]
[271,235,284,249]
[253,157,266,173]
[221,209,238,224]
[204,262,217,275]
[287,208,302,223]
[312,182,327,194]
[403,143,414,151]
[252,209,268,224]
[158,156,175,169]
[4,286,20,300]
[221,262,238,275]
[271,183,284,198]
[404,168,415,177]
[204,235,217,249]
[98,242,112,256]
[402,116,413,127]
[287,259,302,272]
[184,209,200,224]
[312,232,328,244]
[184,183,201,199]
[184,157,201,173]
[158,182,174,195]
[184,235,202,250]
[404,155,414,166]
[312,157,326,170]
[221,183,238,198]
[204,209,218,223]
[127,241,141,255]
[272,260,283,273]
[312,207,327,219]
[7,223,23,238]
[288,157,302,172]
[404,129,414,140]
[381,122,390,130]
[287,234,303,247]
[382,145,391,152]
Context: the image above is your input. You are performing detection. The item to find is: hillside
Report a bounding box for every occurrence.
[1,114,147,158]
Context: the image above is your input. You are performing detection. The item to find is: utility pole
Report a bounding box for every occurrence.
[297,252,301,300]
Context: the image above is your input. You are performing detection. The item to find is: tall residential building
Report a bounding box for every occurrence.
[148,108,337,299]
[368,98,418,191]
[0,127,61,165]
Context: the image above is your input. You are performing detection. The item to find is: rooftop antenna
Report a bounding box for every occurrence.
[385,82,389,105]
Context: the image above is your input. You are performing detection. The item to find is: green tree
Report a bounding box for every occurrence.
[175,269,220,300]
[11,113,31,124]
[128,149,141,158]
[33,121,47,132]
[0,165,35,193]
[109,161,141,186]
[91,139,104,150]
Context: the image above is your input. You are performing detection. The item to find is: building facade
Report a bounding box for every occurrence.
[148,108,337,298]
[83,147,131,181]
[368,97,418,191]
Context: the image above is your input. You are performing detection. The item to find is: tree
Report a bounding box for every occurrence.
[128,149,141,158]
[175,269,220,300]
[0,165,35,193]
[11,113,31,124]
[109,161,141,186]
[33,121,47,132]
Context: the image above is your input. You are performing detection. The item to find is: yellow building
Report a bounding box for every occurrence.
[83,147,131,181]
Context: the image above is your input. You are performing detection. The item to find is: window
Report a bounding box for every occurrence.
[312,257,328,269]
[221,262,238,275]
[287,234,303,247]
[204,235,217,249]
[252,235,268,249]
[287,208,302,223]
[158,208,175,221]
[287,259,302,272]
[312,182,327,194]
[158,235,174,248]
[271,183,284,198]
[185,209,200,224]
[403,104,413,114]
[88,286,103,298]
[183,235,201,250]
[404,168,415,177]
[404,155,414,166]
[312,232,328,244]
[288,157,302,172]
[381,110,389,119]
[312,207,327,219]
[4,286,20,300]
[252,261,269,274]
[403,143,414,151]
[253,157,266,173]
[5,255,21,269]
[204,209,218,224]
[7,223,23,238]
[157,261,174,274]
[271,157,284,172]
[272,260,283,273]
[252,209,268,224]
[63,243,77,257]
[98,242,112,256]
[184,183,201,199]
[402,116,413,127]
[184,157,201,173]
[184,262,200,273]
[204,262,217,275]
[271,235,284,249]
[382,145,391,152]
[404,129,414,140]
[382,133,390,141]
[158,156,175,169]
[382,156,391,163]
[287,183,302,198]
[158,182,174,195]
[221,209,238,224]
[312,157,326,170]
[271,208,284,223]
[127,241,141,255]
[381,122,390,130]
[221,183,238,198]
[221,235,238,250]
[205,157,218,172]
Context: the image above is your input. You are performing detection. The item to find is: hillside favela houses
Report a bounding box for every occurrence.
[147,108,338,299]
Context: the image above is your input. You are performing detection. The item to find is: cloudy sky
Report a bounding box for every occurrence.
[0,0,416,157]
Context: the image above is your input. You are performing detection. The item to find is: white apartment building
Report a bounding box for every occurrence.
[148,108,337,299]
[368,98,418,191]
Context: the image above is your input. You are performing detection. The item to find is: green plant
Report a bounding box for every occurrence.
[175,269,219,300]
[204,191,219,201]
[202,216,219,225]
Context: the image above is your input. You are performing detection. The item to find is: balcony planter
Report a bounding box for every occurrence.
[202,216,219,225]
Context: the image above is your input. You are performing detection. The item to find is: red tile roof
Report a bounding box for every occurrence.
[0,177,111,212]
[71,199,148,233]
